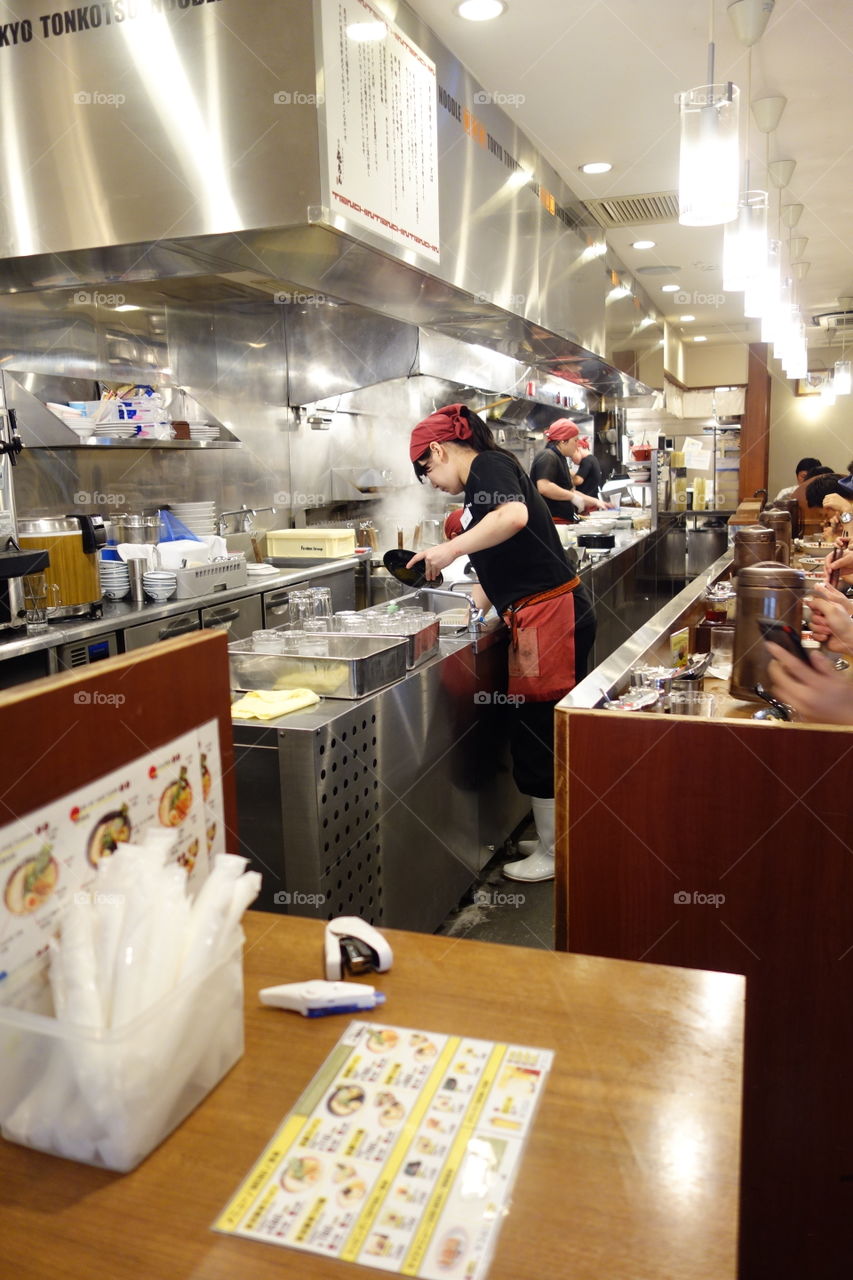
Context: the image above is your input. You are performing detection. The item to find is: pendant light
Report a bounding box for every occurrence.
[678,1,741,226]
[723,50,768,292]
[833,302,853,395]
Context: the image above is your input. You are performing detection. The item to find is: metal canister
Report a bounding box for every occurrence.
[732,524,776,575]
[730,561,805,701]
[760,508,793,564]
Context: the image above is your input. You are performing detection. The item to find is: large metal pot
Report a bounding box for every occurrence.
[111,513,160,544]
[730,561,805,702]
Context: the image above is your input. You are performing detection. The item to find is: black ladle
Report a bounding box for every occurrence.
[382,548,444,589]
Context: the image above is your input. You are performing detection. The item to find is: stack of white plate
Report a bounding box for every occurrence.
[99,558,131,600]
[188,422,220,441]
[143,570,178,602]
[90,421,138,438]
[169,501,217,536]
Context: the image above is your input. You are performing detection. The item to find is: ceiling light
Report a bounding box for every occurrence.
[727,0,775,47]
[751,94,786,132]
[680,315,696,322]
[635,264,681,276]
[661,284,681,293]
[455,0,506,19]
[693,335,708,342]
[789,236,808,258]
[579,161,612,175]
[723,189,768,292]
[834,361,852,396]
[791,260,810,280]
[632,240,656,250]
[114,304,141,312]
[769,159,796,188]
[678,83,740,225]
[781,203,803,228]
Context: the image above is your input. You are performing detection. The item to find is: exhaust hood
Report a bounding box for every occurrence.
[0,0,655,402]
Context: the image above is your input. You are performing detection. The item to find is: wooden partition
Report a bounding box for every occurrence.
[0,631,237,843]
[555,707,853,1280]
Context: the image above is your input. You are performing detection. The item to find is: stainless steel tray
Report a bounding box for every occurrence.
[229,636,407,699]
[302,618,440,669]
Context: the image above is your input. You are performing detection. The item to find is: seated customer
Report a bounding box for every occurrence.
[805,473,853,537]
[773,456,822,502]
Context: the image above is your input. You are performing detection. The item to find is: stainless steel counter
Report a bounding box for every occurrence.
[561,550,733,709]
[0,556,364,661]
[232,620,528,933]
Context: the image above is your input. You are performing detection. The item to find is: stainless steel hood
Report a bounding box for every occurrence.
[0,0,655,400]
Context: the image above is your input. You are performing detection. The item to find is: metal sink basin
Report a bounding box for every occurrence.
[229,635,408,699]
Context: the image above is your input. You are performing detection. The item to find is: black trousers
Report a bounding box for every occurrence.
[509,581,596,799]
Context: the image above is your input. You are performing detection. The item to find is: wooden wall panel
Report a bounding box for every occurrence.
[555,707,853,1280]
[0,630,237,848]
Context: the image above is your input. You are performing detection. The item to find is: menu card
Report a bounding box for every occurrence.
[0,719,225,980]
[215,1021,553,1278]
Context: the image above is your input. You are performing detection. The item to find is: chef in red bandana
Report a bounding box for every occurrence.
[408,404,596,882]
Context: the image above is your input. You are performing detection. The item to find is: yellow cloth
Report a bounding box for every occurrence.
[231,688,321,720]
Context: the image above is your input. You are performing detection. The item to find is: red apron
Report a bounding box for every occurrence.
[501,578,579,702]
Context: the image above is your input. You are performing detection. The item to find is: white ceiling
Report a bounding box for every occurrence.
[405,0,853,351]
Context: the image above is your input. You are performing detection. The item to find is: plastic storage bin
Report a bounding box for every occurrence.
[0,939,244,1172]
[265,527,356,559]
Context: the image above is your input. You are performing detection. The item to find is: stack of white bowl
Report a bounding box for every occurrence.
[90,419,138,439]
[99,557,131,600]
[143,570,178,602]
[170,501,217,536]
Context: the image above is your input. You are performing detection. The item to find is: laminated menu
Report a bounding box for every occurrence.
[215,1021,553,1278]
[0,720,225,980]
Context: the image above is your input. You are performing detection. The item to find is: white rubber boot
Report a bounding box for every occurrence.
[503,798,555,882]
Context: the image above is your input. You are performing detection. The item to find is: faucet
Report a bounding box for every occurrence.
[218,504,276,535]
[415,586,480,633]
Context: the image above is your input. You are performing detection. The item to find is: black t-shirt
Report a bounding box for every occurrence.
[462,451,572,613]
[529,443,578,522]
[576,453,603,499]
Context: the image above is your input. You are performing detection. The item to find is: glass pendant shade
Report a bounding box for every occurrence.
[744,238,780,319]
[678,84,741,226]
[834,360,852,396]
[723,190,768,291]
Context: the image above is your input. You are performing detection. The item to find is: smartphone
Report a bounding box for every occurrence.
[756,618,812,665]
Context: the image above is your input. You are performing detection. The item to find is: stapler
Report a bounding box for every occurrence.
[324,916,393,981]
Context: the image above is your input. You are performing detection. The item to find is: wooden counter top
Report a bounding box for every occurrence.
[0,913,743,1280]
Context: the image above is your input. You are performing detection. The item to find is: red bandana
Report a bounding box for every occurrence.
[409,404,473,462]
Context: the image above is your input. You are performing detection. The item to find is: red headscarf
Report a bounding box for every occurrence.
[409,403,473,462]
[544,419,580,443]
[443,508,464,539]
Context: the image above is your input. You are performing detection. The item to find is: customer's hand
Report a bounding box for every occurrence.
[766,641,853,724]
[823,546,853,584]
[806,587,853,651]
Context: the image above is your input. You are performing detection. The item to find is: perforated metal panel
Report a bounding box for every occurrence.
[316,711,383,922]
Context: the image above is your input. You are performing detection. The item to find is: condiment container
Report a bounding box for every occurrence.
[730,561,805,702]
[732,524,775,575]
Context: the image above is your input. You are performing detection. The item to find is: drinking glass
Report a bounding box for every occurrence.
[310,587,333,621]
[288,590,314,629]
[22,573,60,634]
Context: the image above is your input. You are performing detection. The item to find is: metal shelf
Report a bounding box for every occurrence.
[49,437,243,450]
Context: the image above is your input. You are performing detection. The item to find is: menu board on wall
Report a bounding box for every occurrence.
[216,1020,553,1278]
[0,721,225,980]
[320,0,440,262]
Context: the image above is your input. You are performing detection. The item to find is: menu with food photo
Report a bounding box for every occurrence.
[0,725,226,979]
[215,1022,553,1279]
[197,719,227,866]
[135,729,209,890]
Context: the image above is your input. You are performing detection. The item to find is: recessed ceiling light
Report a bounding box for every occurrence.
[635,264,681,276]
[693,335,708,342]
[680,314,695,322]
[632,240,656,250]
[114,304,141,312]
[661,284,681,293]
[456,0,506,20]
[580,162,612,175]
